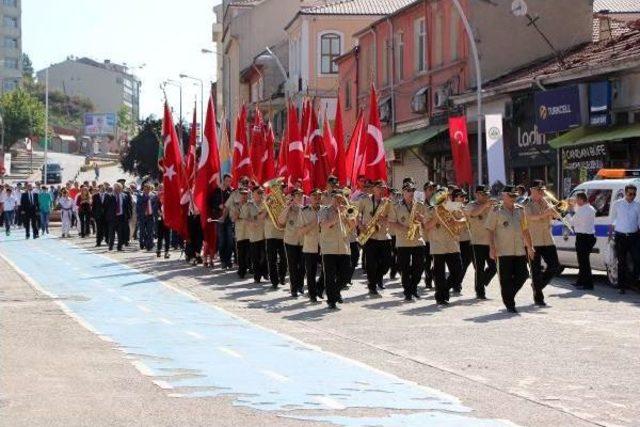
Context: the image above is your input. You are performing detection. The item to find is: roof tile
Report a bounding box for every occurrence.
[301,0,416,15]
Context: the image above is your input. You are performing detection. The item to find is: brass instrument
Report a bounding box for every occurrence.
[406,202,422,241]
[263,178,286,231]
[336,194,359,235]
[358,198,391,246]
[543,189,572,229]
[431,190,466,238]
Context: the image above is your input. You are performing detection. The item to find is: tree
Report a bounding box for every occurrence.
[0,88,45,151]
[120,116,162,180]
[117,104,134,137]
[22,53,34,81]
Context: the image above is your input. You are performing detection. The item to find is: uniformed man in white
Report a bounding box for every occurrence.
[608,183,640,294]
[524,180,561,307]
[486,185,535,313]
[298,189,324,302]
[264,181,287,289]
[464,185,497,299]
[278,188,305,298]
[451,188,472,294]
[241,186,268,283]
[227,187,250,278]
[422,181,436,289]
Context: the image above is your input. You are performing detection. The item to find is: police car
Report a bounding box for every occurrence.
[553,169,640,285]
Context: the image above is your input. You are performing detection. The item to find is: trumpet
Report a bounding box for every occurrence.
[336,194,359,235]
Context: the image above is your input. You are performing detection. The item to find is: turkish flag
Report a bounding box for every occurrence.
[232,105,252,186]
[448,116,473,186]
[303,110,329,193]
[277,123,288,180]
[194,93,221,230]
[332,97,347,186]
[262,122,276,183]
[181,107,198,206]
[363,85,387,182]
[300,98,312,150]
[286,102,304,185]
[249,108,265,183]
[345,110,365,186]
[161,102,187,237]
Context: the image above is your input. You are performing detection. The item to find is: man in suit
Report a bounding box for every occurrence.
[92,183,108,246]
[107,183,131,251]
[136,183,157,251]
[20,183,40,239]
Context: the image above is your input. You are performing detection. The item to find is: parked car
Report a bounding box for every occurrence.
[41,163,63,184]
[553,169,640,285]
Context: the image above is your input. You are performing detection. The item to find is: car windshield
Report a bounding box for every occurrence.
[45,164,61,171]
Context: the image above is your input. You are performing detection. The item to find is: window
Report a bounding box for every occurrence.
[414,18,426,73]
[320,33,341,74]
[3,16,17,28]
[450,8,459,61]
[2,79,17,92]
[344,80,352,109]
[4,58,18,69]
[434,12,443,66]
[4,37,17,48]
[395,32,404,81]
[3,0,17,6]
[251,79,263,102]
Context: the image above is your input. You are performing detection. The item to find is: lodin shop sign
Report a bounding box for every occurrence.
[562,143,608,162]
[534,86,582,133]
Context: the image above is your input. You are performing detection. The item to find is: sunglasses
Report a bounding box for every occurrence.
[627,192,637,197]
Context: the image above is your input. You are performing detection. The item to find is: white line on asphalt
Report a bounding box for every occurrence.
[120,296,132,303]
[152,380,174,390]
[131,360,155,377]
[136,304,151,313]
[217,346,243,358]
[158,317,174,325]
[260,369,290,383]
[185,330,204,340]
[314,396,346,410]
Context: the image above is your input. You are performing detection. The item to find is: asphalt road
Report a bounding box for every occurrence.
[1,227,639,426]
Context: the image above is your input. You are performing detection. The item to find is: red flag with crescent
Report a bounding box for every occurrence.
[448,116,473,186]
[161,101,187,237]
[232,105,252,186]
[194,93,221,230]
[332,97,347,186]
[363,85,387,182]
[286,102,304,185]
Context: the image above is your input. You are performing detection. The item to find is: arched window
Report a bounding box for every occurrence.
[320,32,341,74]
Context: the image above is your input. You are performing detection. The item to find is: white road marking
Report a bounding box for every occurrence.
[217,346,243,358]
[136,304,151,314]
[153,380,174,390]
[131,360,155,377]
[185,330,204,340]
[314,396,346,410]
[260,369,290,383]
[158,317,174,325]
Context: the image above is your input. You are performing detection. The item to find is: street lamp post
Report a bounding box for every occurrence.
[0,113,4,184]
[44,68,49,183]
[179,74,204,144]
[164,79,184,146]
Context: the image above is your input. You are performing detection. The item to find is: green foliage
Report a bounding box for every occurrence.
[24,80,95,132]
[120,116,162,180]
[0,88,46,150]
[22,54,34,80]
[117,104,134,136]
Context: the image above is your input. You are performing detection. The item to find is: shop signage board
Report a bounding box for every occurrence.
[534,85,582,133]
[589,81,612,126]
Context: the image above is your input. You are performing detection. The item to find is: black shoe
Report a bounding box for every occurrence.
[309,296,318,303]
[618,288,626,295]
[377,282,385,290]
[271,284,278,290]
[507,307,518,313]
[157,252,161,258]
[412,292,421,299]
[436,300,449,306]
[369,290,380,296]
[476,295,488,300]
[404,296,413,302]
[164,253,170,259]
[337,296,344,304]
[534,301,547,307]
[291,292,298,298]
[317,293,324,300]
[327,302,337,310]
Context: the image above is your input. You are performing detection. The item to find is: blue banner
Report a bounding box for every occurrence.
[534,86,582,133]
[589,81,611,126]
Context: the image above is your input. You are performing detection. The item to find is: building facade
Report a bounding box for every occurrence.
[36,57,142,122]
[0,0,22,93]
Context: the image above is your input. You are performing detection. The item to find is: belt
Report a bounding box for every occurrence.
[615,231,639,237]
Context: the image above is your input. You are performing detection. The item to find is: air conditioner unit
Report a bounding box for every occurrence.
[434,87,450,109]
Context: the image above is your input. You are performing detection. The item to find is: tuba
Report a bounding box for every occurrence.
[263,178,286,231]
[406,202,422,241]
[431,190,466,238]
[336,193,359,236]
[358,198,391,246]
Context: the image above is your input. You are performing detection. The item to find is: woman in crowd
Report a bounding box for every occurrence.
[58,188,74,238]
[76,186,92,238]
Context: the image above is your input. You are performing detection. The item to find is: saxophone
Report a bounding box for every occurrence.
[263,178,286,231]
[358,198,390,245]
[406,202,422,241]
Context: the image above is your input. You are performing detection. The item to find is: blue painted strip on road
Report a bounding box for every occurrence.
[0,230,511,427]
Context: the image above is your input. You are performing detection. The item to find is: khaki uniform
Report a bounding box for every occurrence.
[299,206,320,254]
[464,201,492,246]
[425,208,460,255]
[226,197,247,241]
[240,201,265,243]
[525,201,554,247]
[318,206,350,255]
[356,196,390,241]
[485,205,528,257]
[264,215,285,240]
[387,201,426,247]
[282,206,303,246]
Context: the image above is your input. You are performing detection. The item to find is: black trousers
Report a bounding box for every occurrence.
[79,211,91,237]
[95,216,106,246]
[236,239,251,278]
[498,256,529,310]
[615,232,640,290]
[156,218,170,254]
[266,238,287,287]
[455,240,473,292]
[423,242,433,288]
[531,245,560,304]
[575,233,596,288]
[304,252,324,299]
[433,253,462,304]
[22,213,38,238]
[472,245,497,297]
[397,246,424,298]
[109,216,127,250]
[322,254,350,305]
[285,244,304,295]
[349,242,360,281]
[185,215,203,260]
[363,239,391,291]
[389,236,398,278]
[250,240,267,282]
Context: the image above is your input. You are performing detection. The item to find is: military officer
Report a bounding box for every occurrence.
[451,188,472,294]
[226,187,250,278]
[298,188,324,302]
[278,188,305,298]
[464,185,497,299]
[240,186,267,283]
[264,182,287,289]
[486,185,535,313]
[422,181,436,289]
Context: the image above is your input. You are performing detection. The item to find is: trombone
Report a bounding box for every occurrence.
[543,190,572,229]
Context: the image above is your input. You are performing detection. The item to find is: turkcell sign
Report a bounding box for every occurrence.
[534,85,582,133]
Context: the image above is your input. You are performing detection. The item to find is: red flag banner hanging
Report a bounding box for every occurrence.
[182,107,198,206]
[194,94,221,230]
[262,122,276,183]
[249,107,265,183]
[232,105,252,186]
[345,111,364,186]
[286,102,304,186]
[333,96,347,186]
[363,85,387,182]
[161,101,187,237]
[277,123,288,181]
[448,116,473,187]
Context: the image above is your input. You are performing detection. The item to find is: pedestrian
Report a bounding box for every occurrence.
[571,192,596,290]
[58,188,74,238]
[155,185,171,259]
[38,185,53,235]
[136,183,156,251]
[213,174,234,269]
[94,162,100,181]
[20,183,40,239]
[2,186,18,236]
[464,185,497,299]
[92,184,108,246]
[608,184,640,294]
[76,186,92,238]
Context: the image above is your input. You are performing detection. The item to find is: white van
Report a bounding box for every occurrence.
[553,169,640,285]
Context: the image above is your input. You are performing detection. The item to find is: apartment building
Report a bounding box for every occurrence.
[0,0,21,93]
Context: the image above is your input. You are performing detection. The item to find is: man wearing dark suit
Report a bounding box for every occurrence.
[107,183,131,251]
[20,183,40,239]
[136,184,157,251]
[92,184,108,246]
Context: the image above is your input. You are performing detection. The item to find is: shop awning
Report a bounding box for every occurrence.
[549,123,640,149]
[384,124,449,151]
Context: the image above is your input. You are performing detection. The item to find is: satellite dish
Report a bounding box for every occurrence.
[511,0,527,16]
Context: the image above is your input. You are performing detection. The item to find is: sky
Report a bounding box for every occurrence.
[23,0,221,121]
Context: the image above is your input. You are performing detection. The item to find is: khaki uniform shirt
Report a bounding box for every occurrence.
[387,201,426,248]
[525,200,555,247]
[318,206,351,255]
[425,208,460,255]
[356,196,390,241]
[485,205,528,257]
[264,215,284,240]
[283,206,303,246]
[299,205,320,253]
[240,201,265,243]
[226,197,247,241]
[464,201,491,246]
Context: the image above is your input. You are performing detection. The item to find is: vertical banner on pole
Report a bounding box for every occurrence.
[485,114,506,186]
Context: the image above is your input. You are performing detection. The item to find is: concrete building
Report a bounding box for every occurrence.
[593,0,640,41]
[0,0,22,93]
[36,57,141,122]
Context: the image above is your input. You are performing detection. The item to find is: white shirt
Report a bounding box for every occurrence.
[571,204,596,234]
[610,198,640,233]
[2,193,17,211]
